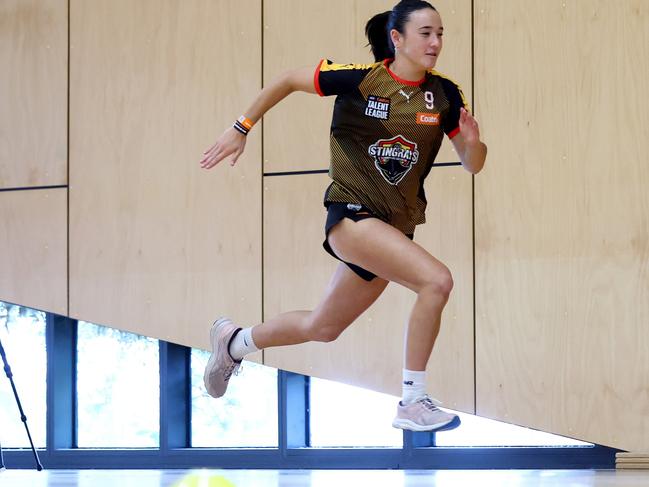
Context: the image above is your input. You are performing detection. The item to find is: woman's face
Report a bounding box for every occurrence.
[392,8,444,70]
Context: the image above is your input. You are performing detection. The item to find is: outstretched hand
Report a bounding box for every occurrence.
[459,107,481,146]
[200,127,247,169]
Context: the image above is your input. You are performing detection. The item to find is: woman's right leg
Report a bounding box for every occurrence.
[204,262,388,398]
[252,263,388,347]
[252,263,388,349]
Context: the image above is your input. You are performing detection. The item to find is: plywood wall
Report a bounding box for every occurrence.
[474,0,649,451]
[0,189,67,315]
[3,0,649,453]
[68,0,262,349]
[0,0,67,189]
[0,0,68,316]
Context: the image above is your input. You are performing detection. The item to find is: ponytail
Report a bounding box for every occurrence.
[365,0,437,62]
[365,11,393,62]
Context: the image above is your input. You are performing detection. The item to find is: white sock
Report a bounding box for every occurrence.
[402,369,426,405]
[228,327,260,361]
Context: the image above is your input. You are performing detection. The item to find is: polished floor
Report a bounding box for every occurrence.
[1,469,648,487]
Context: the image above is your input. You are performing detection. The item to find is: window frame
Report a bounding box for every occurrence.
[0,311,620,470]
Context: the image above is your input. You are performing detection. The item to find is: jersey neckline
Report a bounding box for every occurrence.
[383,59,426,86]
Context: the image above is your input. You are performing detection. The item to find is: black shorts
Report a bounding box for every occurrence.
[322,202,413,282]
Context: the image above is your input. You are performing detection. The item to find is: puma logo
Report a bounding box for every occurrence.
[399,89,414,102]
[403,380,414,386]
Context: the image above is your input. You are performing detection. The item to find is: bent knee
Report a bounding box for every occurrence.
[420,268,454,299]
[305,319,347,343]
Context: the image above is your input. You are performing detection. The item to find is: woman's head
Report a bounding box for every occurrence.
[365,0,443,69]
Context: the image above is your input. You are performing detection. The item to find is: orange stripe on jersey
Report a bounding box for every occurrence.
[384,59,426,86]
[448,126,460,139]
[314,59,325,96]
[383,59,426,86]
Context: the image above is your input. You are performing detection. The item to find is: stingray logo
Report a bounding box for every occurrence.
[368,135,420,185]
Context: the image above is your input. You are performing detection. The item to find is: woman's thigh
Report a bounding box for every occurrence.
[327,217,452,293]
[308,262,389,332]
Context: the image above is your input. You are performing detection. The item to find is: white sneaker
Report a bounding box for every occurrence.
[392,395,459,432]
[203,318,242,398]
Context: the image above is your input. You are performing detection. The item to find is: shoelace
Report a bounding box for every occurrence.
[418,395,442,411]
[223,362,242,381]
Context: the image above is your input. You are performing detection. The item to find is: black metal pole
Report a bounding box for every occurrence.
[0,338,43,470]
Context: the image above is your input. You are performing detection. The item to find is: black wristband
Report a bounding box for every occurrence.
[232,121,249,136]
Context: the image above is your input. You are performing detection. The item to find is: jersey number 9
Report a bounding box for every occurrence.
[425,91,435,110]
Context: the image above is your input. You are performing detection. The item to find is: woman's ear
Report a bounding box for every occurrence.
[390,28,402,50]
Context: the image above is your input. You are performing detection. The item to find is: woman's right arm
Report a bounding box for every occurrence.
[200,66,317,169]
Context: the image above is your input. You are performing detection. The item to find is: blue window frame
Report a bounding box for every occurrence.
[0,305,620,470]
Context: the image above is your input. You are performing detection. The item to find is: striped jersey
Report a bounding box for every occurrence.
[314,58,468,234]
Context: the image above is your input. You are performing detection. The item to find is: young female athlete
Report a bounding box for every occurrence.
[199,0,486,432]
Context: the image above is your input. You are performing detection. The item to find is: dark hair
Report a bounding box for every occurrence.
[365,0,437,62]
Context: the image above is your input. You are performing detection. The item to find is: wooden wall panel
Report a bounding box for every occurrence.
[474,0,649,451]
[0,0,67,189]
[0,189,67,315]
[263,0,472,173]
[263,168,474,413]
[69,0,262,352]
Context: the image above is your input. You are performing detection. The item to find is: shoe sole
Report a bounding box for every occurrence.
[203,317,231,398]
[435,415,462,432]
[392,415,459,432]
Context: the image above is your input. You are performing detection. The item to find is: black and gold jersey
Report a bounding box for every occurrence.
[314,58,468,234]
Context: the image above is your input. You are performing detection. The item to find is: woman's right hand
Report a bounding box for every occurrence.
[199,66,315,170]
[200,127,247,169]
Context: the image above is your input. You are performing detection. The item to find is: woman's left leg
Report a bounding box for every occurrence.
[327,217,453,372]
[327,217,459,430]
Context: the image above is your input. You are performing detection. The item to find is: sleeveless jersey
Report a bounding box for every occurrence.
[315,58,468,234]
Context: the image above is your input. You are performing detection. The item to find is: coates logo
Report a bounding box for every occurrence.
[416,112,440,125]
[368,135,420,185]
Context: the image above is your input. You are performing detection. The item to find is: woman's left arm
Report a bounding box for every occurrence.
[451,107,487,174]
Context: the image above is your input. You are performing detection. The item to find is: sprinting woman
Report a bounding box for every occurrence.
[199,0,486,432]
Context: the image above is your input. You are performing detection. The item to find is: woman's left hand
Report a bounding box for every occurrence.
[459,107,481,146]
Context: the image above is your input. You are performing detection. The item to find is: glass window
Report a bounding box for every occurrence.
[310,375,590,447]
[76,321,159,447]
[310,378,403,447]
[435,410,591,447]
[191,349,278,447]
[0,302,46,448]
